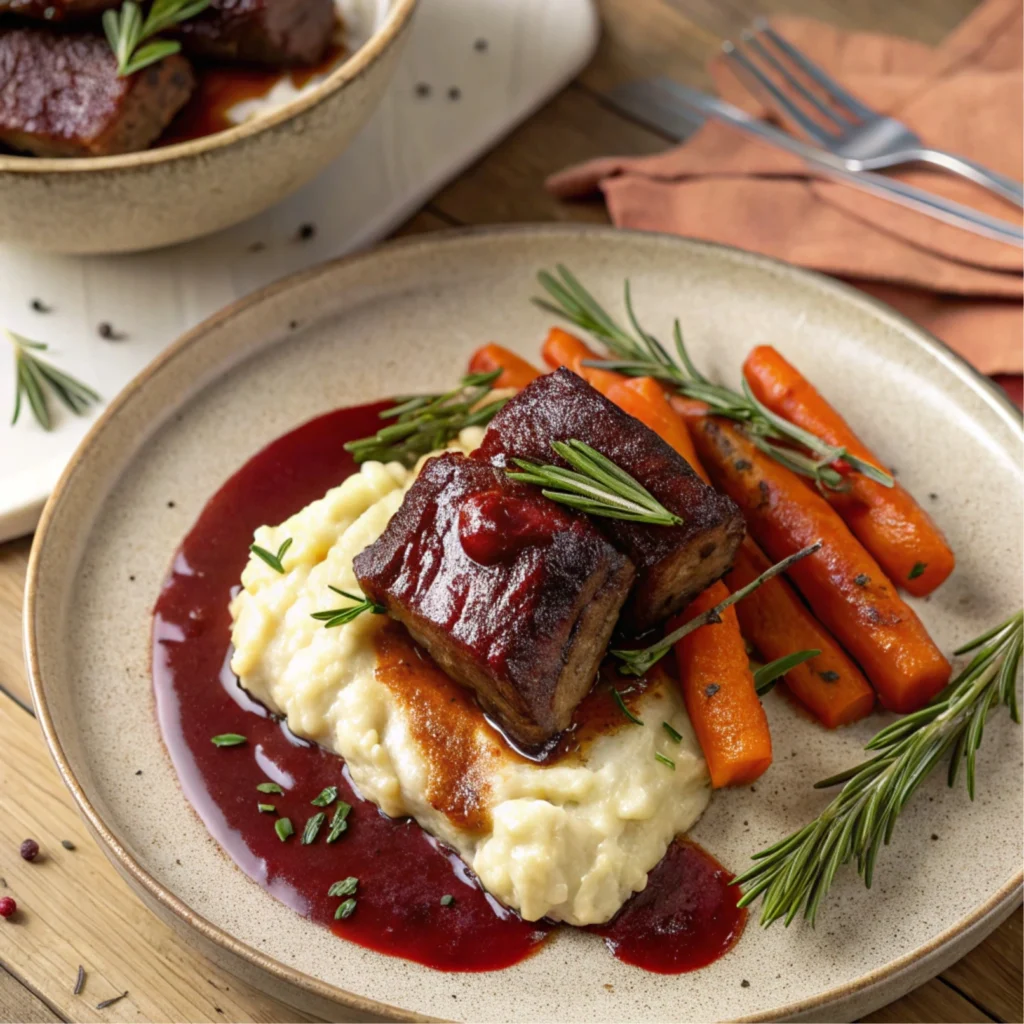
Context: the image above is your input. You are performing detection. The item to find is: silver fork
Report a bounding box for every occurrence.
[722,19,1023,208]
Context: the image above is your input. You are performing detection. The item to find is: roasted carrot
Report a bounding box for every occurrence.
[728,542,875,728]
[743,345,955,597]
[540,327,624,396]
[467,343,542,391]
[689,415,951,714]
[671,585,773,788]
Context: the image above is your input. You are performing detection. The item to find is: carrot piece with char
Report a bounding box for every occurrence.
[671,585,772,788]
[540,327,625,396]
[727,542,875,728]
[742,345,955,597]
[468,343,542,390]
[689,415,951,714]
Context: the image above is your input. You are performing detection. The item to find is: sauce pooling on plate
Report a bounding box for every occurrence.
[152,401,744,973]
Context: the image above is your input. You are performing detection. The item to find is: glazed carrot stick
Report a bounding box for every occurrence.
[727,542,875,728]
[689,415,951,714]
[540,327,625,396]
[743,345,955,597]
[671,586,772,788]
[635,383,872,727]
[467,343,542,390]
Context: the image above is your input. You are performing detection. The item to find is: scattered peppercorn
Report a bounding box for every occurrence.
[97,321,126,341]
[167,500,176,508]
[30,298,52,313]
[929,492,938,501]
[61,839,76,851]
[0,897,16,918]
[733,459,752,472]
[448,86,461,100]
[296,223,316,242]
[415,82,431,97]
[247,241,266,253]
[289,320,299,330]
[931,833,939,841]
[741,979,750,988]
[19,839,39,862]
[474,38,488,51]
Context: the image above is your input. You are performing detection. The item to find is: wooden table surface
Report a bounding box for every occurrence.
[1,1,1021,1021]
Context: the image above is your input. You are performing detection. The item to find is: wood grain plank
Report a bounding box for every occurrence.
[0,690,321,1024]
[861,977,994,1023]
[0,537,31,712]
[431,86,664,226]
[941,909,1023,1023]
[0,965,63,1024]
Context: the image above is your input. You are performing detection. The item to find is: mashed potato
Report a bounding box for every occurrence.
[230,430,711,925]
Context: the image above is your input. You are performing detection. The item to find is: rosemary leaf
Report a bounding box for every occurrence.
[8,330,100,431]
[654,752,676,770]
[508,439,682,527]
[103,0,210,77]
[210,733,246,747]
[753,649,822,696]
[662,721,684,743]
[612,688,644,726]
[311,588,384,628]
[735,610,1023,927]
[250,537,292,574]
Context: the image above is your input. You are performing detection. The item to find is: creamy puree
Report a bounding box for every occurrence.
[230,430,711,926]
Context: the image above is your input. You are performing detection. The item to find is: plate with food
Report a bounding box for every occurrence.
[25,225,1023,1022]
[0,0,418,252]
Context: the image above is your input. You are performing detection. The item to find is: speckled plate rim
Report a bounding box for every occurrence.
[0,0,418,175]
[24,224,1024,1023]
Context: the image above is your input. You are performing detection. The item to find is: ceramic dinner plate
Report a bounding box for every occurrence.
[25,226,1023,1022]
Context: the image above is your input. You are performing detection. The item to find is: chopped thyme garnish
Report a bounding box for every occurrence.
[662,721,683,743]
[655,752,676,770]
[274,818,294,842]
[250,537,292,574]
[908,562,927,580]
[818,670,840,683]
[854,573,870,586]
[328,878,358,897]
[257,803,276,814]
[334,898,357,920]
[256,782,284,795]
[326,802,352,843]
[612,688,644,725]
[301,812,326,844]
[704,683,721,698]
[210,733,246,747]
[311,786,338,807]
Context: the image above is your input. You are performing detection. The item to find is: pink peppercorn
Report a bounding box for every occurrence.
[0,897,16,919]
[19,839,39,862]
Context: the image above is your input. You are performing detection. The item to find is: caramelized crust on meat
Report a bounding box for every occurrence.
[476,368,745,630]
[177,0,336,66]
[0,30,194,157]
[0,0,117,18]
[354,453,635,749]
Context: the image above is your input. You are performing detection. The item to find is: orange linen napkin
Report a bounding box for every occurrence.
[548,0,1023,377]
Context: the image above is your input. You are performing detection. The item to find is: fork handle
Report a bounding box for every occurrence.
[912,149,1024,208]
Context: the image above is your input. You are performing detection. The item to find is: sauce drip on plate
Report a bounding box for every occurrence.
[152,401,744,973]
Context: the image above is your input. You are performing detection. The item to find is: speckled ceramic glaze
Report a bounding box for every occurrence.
[0,0,417,255]
[25,227,1024,1022]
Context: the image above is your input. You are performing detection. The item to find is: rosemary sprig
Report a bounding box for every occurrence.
[735,610,1023,927]
[534,266,893,493]
[613,542,822,676]
[250,537,292,574]
[311,587,385,628]
[8,330,100,432]
[345,370,509,467]
[103,0,211,77]
[507,439,683,526]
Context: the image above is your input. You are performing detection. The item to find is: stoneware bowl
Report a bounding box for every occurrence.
[25,226,1023,1021]
[0,0,418,255]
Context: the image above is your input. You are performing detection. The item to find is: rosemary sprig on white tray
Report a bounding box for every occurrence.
[735,610,1023,927]
[103,0,210,77]
[612,542,822,676]
[8,330,100,431]
[311,587,385,629]
[345,370,508,468]
[534,266,893,493]
[507,439,683,526]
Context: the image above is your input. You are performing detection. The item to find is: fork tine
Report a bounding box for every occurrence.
[721,41,836,146]
[756,21,875,121]
[743,29,850,132]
